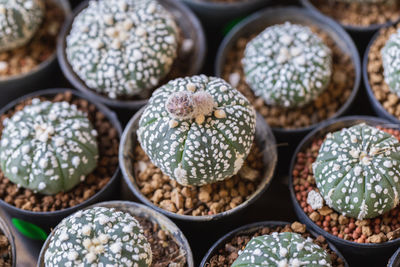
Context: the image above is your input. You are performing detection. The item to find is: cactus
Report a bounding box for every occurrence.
[232,232,332,267]
[137,75,256,186]
[313,123,400,220]
[0,0,45,52]
[0,99,99,195]
[66,0,179,99]
[382,29,400,97]
[44,206,152,267]
[242,22,332,108]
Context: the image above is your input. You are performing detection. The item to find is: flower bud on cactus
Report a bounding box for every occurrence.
[0,0,45,52]
[313,123,400,220]
[66,0,179,99]
[382,29,400,97]
[232,232,332,267]
[44,206,152,267]
[242,22,332,108]
[137,75,256,186]
[0,99,99,195]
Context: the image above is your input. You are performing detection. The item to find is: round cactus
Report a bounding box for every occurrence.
[44,206,152,267]
[0,0,45,52]
[232,232,332,267]
[313,123,400,220]
[66,0,179,99]
[242,22,332,108]
[0,99,99,195]
[382,29,400,97]
[137,75,256,186]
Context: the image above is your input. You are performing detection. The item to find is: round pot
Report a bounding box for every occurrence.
[299,0,400,36]
[37,200,194,267]
[57,0,206,111]
[289,116,400,266]
[0,215,16,267]
[0,0,71,109]
[363,28,400,124]
[0,88,122,242]
[215,7,361,142]
[389,247,400,267]
[119,107,278,223]
[200,221,349,267]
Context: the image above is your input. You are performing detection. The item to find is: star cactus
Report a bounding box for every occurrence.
[382,28,400,97]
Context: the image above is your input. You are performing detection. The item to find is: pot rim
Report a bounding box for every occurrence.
[57,0,207,110]
[0,215,16,267]
[0,0,71,84]
[119,107,278,222]
[288,115,400,249]
[0,88,122,216]
[388,247,400,266]
[215,6,361,136]
[182,0,269,8]
[199,220,349,267]
[36,200,194,267]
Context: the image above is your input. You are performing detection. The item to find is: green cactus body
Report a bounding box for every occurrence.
[232,232,332,267]
[313,123,400,220]
[44,206,152,267]
[66,0,179,99]
[0,0,45,52]
[242,22,332,108]
[0,99,99,195]
[382,29,400,97]
[137,75,256,186]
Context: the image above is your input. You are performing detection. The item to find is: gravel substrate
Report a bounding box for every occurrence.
[0,231,11,267]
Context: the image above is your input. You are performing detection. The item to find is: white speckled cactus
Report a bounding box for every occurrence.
[44,207,152,267]
[0,0,45,52]
[313,123,400,220]
[0,99,99,195]
[66,0,179,99]
[232,232,332,267]
[137,75,256,186]
[242,22,332,108]
[382,29,400,97]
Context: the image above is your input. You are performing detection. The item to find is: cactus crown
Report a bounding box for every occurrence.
[313,123,400,220]
[242,22,332,108]
[382,28,400,97]
[137,75,256,186]
[66,0,179,99]
[232,232,332,267]
[0,99,99,195]
[44,206,152,267]
[0,0,45,52]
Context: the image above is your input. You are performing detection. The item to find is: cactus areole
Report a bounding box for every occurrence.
[382,29,400,97]
[44,206,152,267]
[0,0,45,52]
[0,99,99,195]
[313,123,400,220]
[137,75,256,186]
[66,0,179,99]
[231,232,332,267]
[242,22,332,108]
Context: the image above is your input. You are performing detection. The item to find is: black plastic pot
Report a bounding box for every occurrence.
[37,200,194,267]
[215,7,361,144]
[57,0,206,112]
[0,215,16,267]
[200,220,349,267]
[0,0,71,109]
[119,107,278,223]
[289,116,400,266]
[389,247,400,267]
[0,88,122,242]
[363,28,400,125]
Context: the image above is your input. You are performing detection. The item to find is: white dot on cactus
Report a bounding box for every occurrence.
[67,251,78,261]
[375,185,383,194]
[135,27,146,36]
[82,225,91,236]
[278,259,288,267]
[234,155,244,174]
[214,110,226,119]
[280,34,293,45]
[110,242,123,254]
[86,252,97,263]
[39,159,48,169]
[253,248,262,256]
[38,182,46,190]
[59,231,69,241]
[80,175,85,181]
[174,166,187,184]
[354,166,362,176]
[384,160,393,168]
[307,190,324,210]
[11,167,17,174]
[291,259,301,267]
[98,215,109,225]
[72,156,80,168]
[169,119,178,128]
[186,83,196,92]
[0,138,8,147]
[293,55,306,66]
[229,73,240,88]
[0,5,5,14]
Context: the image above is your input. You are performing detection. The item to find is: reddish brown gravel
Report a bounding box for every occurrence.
[0,0,65,78]
[133,144,264,216]
[310,0,400,27]
[137,217,187,267]
[0,232,12,267]
[206,222,345,267]
[293,126,400,244]
[367,23,400,119]
[222,26,354,129]
[0,91,119,212]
